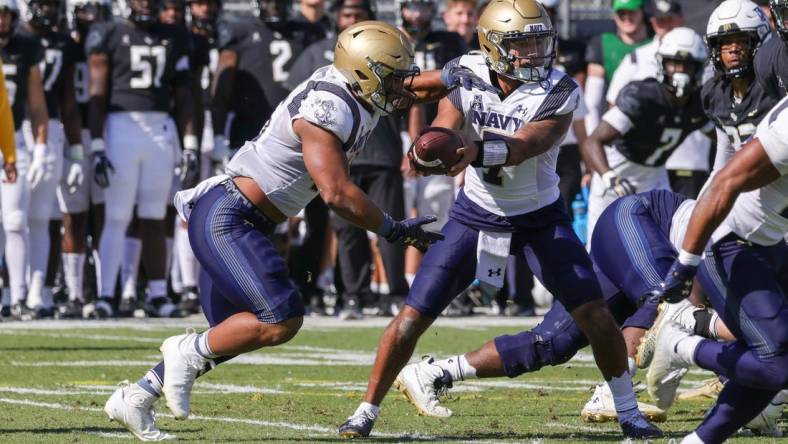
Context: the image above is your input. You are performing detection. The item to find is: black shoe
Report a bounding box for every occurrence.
[177,290,201,315]
[619,409,664,439]
[144,297,184,318]
[58,300,84,319]
[32,305,55,319]
[338,411,376,438]
[1,305,11,318]
[117,298,139,318]
[93,298,114,319]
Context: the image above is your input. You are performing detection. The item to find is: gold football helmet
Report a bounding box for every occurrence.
[334,20,419,115]
[477,0,557,82]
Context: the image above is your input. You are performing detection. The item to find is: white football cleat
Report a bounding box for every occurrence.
[394,357,453,418]
[580,384,666,423]
[637,300,700,369]
[161,331,208,419]
[745,389,787,437]
[105,381,175,441]
[646,322,693,409]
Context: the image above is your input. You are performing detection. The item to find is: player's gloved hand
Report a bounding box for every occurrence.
[64,144,85,194]
[180,134,201,188]
[440,65,502,95]
[91,138,114,189]
[602,170,636,198]
[656,258,699,303]
[378,214,445,252]
[180,148,200,188]
[26,143,48,189]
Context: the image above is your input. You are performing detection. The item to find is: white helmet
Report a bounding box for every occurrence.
[706,0,770,78]
[657,27,707,98]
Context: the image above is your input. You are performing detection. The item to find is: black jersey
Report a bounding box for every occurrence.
[17,28,80,120]
[754,35,788,101]
[216,17,323,142]
[555,38,586,78]
[73,44,90,128]
[85,20,192,113]
[0,33,44,130]
[415,30,467,123]
[611,79,710,166]
[701,75,778,147]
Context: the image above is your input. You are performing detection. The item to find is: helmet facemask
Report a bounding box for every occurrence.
[29,0,62,30]
[771,0,788,42]
[363,58,419,115]
[658,56,703,98]
[0,6,18,46]
[707,31,759,79]
[485,27,556,82]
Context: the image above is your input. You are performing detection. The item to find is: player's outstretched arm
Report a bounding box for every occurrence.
[657,136,781,303]
[411,66,501,104]
[299,118,443,251]
[503,113,572,166]
[681,138,780,256]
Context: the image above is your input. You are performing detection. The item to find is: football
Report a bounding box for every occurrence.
[408,126,464,175]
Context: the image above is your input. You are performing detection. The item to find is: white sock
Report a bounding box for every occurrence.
[170,251,183,294]
[4,228,27,305]
[433,355,477,382]
[405,273,416,287]
[140,369,163,397]
[146,279,168,301]
[709,312,721,339]
[26,271,45,308]
[607,371,638,414]
[121,237,142,299]
[673,334,702,367]
[193,330,219,359]
[27,218,50,291]
[354,401,379,419]
[165,236,174,278]
[63,252,86,302]
[680,431,706,444]
[91,248,102,295]
[627,357,637,377]
[175,223,200,288]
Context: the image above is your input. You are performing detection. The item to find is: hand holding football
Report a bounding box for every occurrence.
[407,127,464,176]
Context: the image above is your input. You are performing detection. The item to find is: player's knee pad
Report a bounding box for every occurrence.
[2,209,28,232]
[494,330,578,378]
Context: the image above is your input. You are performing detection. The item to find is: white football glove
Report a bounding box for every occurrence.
[64,144,85,194]
[26,143,48,188]
[602,170,636,198]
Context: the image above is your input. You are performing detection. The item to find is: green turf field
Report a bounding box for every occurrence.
[0,318,783,443]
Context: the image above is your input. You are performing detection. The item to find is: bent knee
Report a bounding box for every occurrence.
[263,316,303,346]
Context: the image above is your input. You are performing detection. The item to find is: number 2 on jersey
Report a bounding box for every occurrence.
[269,40,292,83]
[130,45,166,89]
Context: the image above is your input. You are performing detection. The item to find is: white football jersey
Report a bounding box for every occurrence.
[715,96,788,246]
[226,65,379,217]
[449,53,580,216]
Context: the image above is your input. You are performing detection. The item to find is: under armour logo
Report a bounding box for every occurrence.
[243,219,254,228]
[487,268,501,277]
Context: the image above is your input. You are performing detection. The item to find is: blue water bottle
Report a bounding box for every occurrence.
[572,186,589,244]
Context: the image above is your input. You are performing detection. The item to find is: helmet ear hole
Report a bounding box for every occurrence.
[355,70,368,80]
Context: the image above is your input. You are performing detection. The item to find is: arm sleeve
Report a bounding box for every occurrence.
[711,126,735,172]
[0,60,15,164]
[584,35,603,65]
[583,73,605,134]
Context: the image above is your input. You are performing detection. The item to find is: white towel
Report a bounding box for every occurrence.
[475,230,512,288]
[173,174,230,222]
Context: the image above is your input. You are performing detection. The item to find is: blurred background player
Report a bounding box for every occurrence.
[443,0,478,49]
[61,0,111,318]
[0,54,17,321]
[755,0,788,100]
[584,0,651,136]
[87,0,196,318]
[583,28,712,240]
[0,0,49,319]
[293,0,330,34]
[21,0,83,318]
